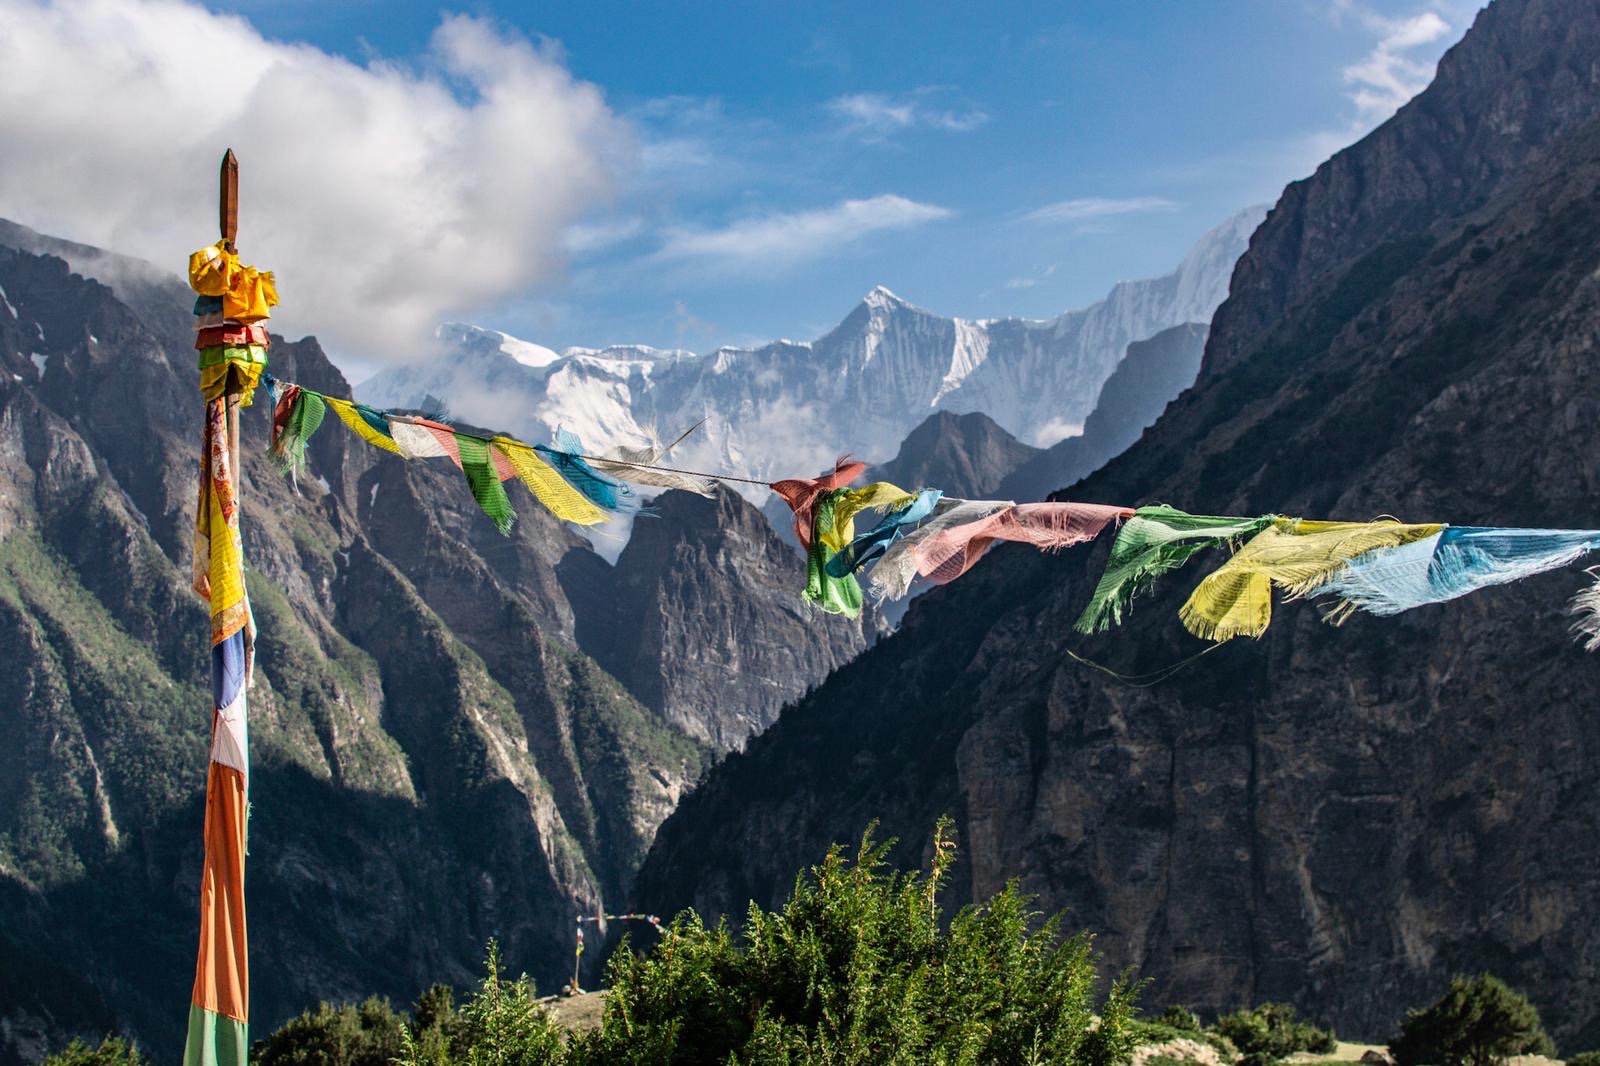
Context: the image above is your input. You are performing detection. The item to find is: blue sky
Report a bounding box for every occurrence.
[0,0,1476,366]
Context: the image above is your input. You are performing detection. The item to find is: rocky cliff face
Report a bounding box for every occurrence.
[1205,0,1600,380]
[1000,322,1209,503]
[869,410,1040,499]
[0,235,739,1061]
[635,0,1600,1048]
[562,486,876,751]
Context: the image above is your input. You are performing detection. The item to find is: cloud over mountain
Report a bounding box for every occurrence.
[0,0,628,361]
[652,195,952,272]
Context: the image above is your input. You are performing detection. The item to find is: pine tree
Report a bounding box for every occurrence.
[1389,974,1554,1066]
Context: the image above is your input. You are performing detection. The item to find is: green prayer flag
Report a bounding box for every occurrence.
[1076,505,1273,634]
[805,489,864,617]
[456,434,517,536]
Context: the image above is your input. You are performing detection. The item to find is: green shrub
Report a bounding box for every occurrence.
[451,940,565,1066]
[40,1038,145,1066]
[253,997,409,1066]
[1213,1002,1337,1066]
[567,818,1140,1066]
[1159,1006,1204,1032]
[1388,974,1554,1066]
[252,942,563,1066]
[1566,1052,1600,1066]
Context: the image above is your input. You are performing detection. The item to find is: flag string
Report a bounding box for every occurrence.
[256,372,1600,665]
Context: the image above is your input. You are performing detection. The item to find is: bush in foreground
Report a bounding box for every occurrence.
[1389,974,1554,1066]
[251,944,565,1066]
[570,819,1140,1064]
[1212,1002,1336,1066]
[1157,1007,1203,1033]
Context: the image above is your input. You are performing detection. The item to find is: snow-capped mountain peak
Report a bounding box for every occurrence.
[434,322,561,372]
[862,284,911,310]
[363,205,1268,505]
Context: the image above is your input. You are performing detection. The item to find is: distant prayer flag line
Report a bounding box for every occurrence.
[255,372,1600,653]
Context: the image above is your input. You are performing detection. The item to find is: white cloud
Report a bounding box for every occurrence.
[1021,197,1179,224]
[668,299,717,342]
[653,195,951,272]
[1278,3,1457,178]
[828,92,988,139]
[1343,9,1451,122]
[832,94,918,131]
[0,0,630,363]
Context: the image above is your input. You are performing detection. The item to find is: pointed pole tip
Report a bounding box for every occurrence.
[219,150,239,250]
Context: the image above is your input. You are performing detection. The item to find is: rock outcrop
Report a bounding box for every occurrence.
[562,486,875,751]
[870,410,1041,499]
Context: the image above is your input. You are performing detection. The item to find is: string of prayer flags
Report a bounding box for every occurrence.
[259,376,635,529]
[1076,507,1276,634]
[256,372,1600,654]
[1178,518,1443,642]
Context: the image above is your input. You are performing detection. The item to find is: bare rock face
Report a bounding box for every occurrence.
[0,239,719,1058]
[635,0,1600,1048]
[1204,0,1600,380]
[563,486,875,751]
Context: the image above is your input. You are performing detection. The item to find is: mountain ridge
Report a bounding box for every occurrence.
[361,206,1268,508]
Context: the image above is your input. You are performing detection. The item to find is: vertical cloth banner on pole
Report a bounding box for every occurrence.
[184,147,253,1066]
[185,395,251,1065]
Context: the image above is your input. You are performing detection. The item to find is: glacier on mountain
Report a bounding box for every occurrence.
[361,205,1266,502]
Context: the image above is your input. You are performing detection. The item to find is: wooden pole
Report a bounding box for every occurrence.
[220,150,243,486]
